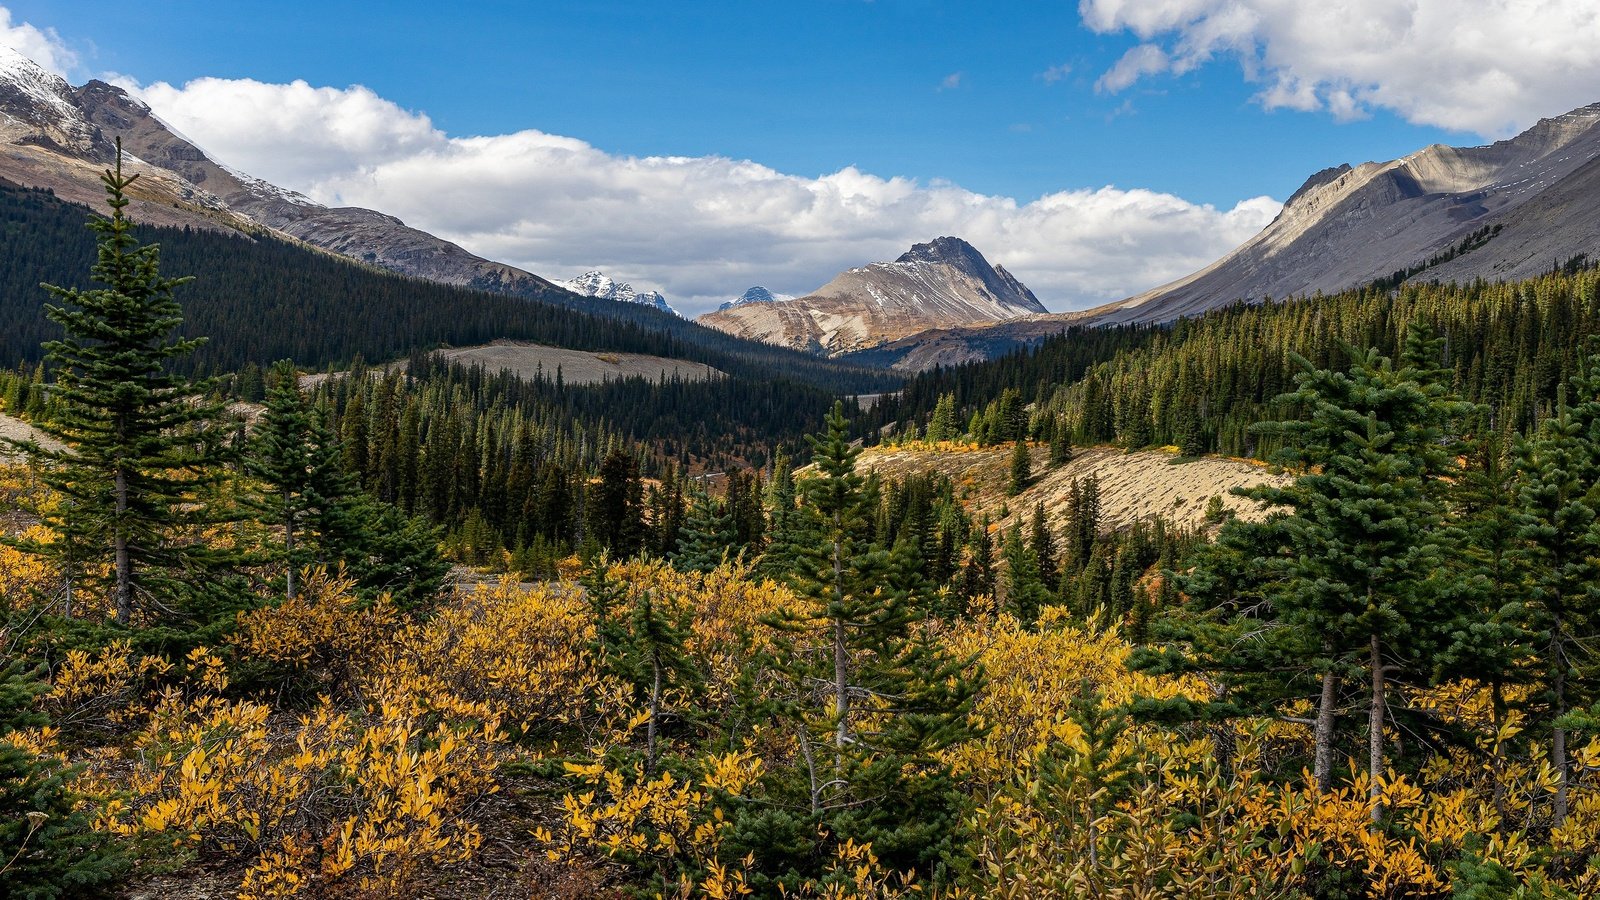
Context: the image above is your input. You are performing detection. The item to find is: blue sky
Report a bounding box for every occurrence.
[6,1,1598,313]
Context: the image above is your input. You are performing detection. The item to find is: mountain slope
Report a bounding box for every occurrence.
[1091,102,1600,325]
[697,237,1046,354]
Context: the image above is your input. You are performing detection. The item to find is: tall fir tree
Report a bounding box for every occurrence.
[13,146,232,626]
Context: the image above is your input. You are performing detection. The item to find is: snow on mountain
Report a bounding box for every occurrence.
[718,286,792,311]
[557,271,679,316]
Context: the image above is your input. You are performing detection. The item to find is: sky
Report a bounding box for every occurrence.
[5,1,1600,316]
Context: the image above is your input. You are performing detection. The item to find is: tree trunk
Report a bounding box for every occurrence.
[1368,633,1386,824]
[113,465,132,625]
[646,646,662,774]
[1553,620,1570,826]
[1314,640,1338,794]
[284,496,297,603]
[832,530,849,750]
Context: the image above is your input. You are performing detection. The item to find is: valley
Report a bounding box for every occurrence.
[2,11,1600,900]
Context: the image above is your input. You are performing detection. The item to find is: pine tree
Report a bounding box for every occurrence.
[744,402,979,884]
[1008,438,1032,495]
[672,489,737,573]
[13,146,231,626]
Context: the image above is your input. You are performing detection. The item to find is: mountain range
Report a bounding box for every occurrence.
[7,42,1600,379]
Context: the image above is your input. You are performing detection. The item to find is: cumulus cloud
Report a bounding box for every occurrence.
[0,7,74,75]
[939,71,963,90]
[1079,0,1600,136]
[121,75,1278,316]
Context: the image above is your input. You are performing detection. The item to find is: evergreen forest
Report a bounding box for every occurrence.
[1,161,1599,900]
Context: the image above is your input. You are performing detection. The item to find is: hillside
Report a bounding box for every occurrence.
[855,442,1283,536]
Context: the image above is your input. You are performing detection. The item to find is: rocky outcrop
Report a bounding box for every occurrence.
[697,237,1046,354]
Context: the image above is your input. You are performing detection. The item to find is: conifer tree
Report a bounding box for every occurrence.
[1245,334,1463,805]
[672,489,737,573]
[1000,521,1049,625]
[746,402,979,883]
[1510,387,1600,826]
[1029,502,1059,589]
[15,146,231,626]
[246,360,359,601]
[1008,438,1032,495]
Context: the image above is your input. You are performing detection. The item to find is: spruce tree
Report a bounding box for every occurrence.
[1509,388,1600,826]
[1244,334,1463,805]
[672,489,737,573]
[246,360,360,601]
[14,146,231,626]
[743,402,979,885]
[1008,438,1032,495]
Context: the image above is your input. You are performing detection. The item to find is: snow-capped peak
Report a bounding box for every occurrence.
[0,44,78,122]
[558,270,678,316]
[718,286,787,311]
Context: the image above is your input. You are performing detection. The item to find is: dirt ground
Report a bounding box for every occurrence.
[856,442,1287,535]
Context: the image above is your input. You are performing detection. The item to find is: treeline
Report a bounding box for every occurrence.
[0,179,894,393]
[872,267,1600,458]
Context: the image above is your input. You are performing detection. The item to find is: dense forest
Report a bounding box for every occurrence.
[869,266,1600,458]
[2,162,1599,899]
[0,178,895,393]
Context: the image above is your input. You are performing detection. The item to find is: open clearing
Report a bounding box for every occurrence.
[855,443,1287,535]
[0,412,64,458]
[431,341,723,385]
[301,340,724,389]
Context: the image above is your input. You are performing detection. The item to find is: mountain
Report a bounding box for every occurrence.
[719,286,783,311]
[697,237,1047,355]
[1091,101,1600,325]
[0,46,577,304]
[558,270,678,316]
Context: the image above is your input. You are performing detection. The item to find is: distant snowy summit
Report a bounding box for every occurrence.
[718,286,789,311]
[557,271,678,316]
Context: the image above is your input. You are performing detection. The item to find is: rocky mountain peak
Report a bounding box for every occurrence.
[895,235,985,268]
[558,271,678,317]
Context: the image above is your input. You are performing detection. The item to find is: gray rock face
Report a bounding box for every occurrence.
[696,236,1046,354]
[1091,102,1600,324]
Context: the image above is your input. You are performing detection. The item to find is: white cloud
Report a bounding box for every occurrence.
[939,71,963,90]
[123,75,1279,316]
[1080,0,1600,136]
[0,7,74,75]
[1096,44,1169,93]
